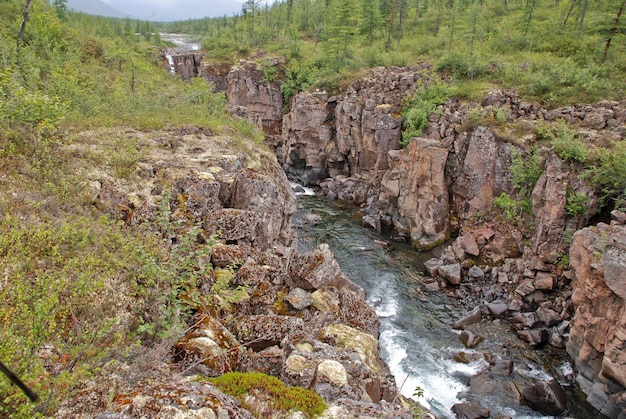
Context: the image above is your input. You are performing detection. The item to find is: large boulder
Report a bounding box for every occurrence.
[522,381,567,415]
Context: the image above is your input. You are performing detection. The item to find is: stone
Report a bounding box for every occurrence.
[534,272,555,291]
[453,307,482,329]
[228,314,304,351]
[339,288,380,336]
[517,328,549,345]
[461,234,480,256]
[451,402,490,419]
[459,330,484,348]
[288,244,364,296]
[285,288,312,310]
[536,306,561,327]
[522,381,567,415]
[515,278,535,297]
[319,323,382,373]
[317,360,348,387]
[510,312,538,330]
[468,266,484,280]
[439,263,462,286]
[453,352,472,364]
[424,258,443,277]
[486,302,508,318]
[311,287,341,315]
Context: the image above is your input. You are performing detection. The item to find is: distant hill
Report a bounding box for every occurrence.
[65,0,131,18]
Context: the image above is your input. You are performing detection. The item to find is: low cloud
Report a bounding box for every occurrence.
[102,0,246,21]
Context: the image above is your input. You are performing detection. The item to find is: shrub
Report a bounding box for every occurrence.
[586,141,626,209]
[565,190,589,216]
[209,372,327,418]
[537,121,588,163]
[401,80,453,146]
[493,192,531,225]
[281,61,320,108]
[510,148,543,196]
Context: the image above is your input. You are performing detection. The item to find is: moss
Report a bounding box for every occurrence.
[209,372,327,418]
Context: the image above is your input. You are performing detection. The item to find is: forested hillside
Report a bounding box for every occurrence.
[162,0,625,106]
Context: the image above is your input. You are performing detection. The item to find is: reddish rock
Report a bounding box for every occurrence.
[453,307,482,329]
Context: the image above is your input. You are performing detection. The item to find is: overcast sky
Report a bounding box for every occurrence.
[101,0,249,21]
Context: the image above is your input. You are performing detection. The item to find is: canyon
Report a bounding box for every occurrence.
[167,51,626,417]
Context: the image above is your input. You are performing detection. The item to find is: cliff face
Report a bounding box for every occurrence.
[567,217,626,418]
[211,58,626,416]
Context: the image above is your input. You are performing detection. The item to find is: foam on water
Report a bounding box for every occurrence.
[290,181,316,196]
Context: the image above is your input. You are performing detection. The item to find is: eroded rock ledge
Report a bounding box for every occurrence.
[57,127,413,418]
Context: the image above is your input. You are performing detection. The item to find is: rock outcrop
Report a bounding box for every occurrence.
[58,127,411,418]
[227,58,285,142]
[567,215,626,418]
[196,57,626,418]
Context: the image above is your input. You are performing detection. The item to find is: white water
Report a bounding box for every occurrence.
[160,33,201,74]
[290,181,316,196]
[294,188,601,418]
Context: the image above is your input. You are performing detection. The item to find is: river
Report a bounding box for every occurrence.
[292,189,602,419]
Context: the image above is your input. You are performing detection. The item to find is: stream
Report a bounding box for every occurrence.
[292,189,602,419]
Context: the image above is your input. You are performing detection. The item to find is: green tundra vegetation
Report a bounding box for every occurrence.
[0,0,624,417]
[0,1,261,416]
[162,0,625,106]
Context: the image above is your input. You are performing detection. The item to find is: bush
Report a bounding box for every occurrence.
[401,80,453,146]
[281,61,320,107]
[537,121,588,163]
[209,372,327,418]
[493,192,531,225]
[510,148,543,196]
[586,141,626,209]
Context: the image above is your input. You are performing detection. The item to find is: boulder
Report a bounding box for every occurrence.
[288,244,364,296]
[451,402,490,419]
[285,288,313,310]
[522,381,567,415]
[459,330,484,348]
[486,302,508,318]
[453,307,482,329]
[517,328,549,345]
[439,263,462,286]
[228,314,304,351]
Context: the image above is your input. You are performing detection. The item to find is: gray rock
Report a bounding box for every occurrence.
[285,288,313,310]
[439,263,462,285]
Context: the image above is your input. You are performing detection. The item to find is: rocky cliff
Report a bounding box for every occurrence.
[55,127,414,418]
[567,214,626,418]
[202,56,626,417]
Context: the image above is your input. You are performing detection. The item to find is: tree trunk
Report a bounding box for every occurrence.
[602,1,625,63]
[17,0,33,49]
[397,0,405,44]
